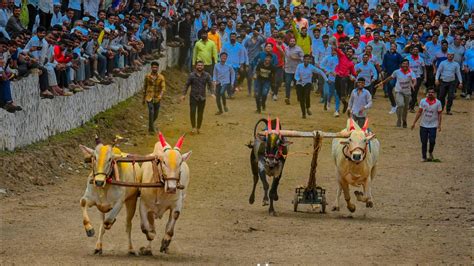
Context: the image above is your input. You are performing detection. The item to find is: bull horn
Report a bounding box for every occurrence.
[174,134,186,150]
[95,134,102,145]
[276,117,280,134]
[349,118,355,131]
[158,132,169,149]
[362,118,369,132]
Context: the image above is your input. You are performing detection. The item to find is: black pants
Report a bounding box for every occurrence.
[55,69,68,88]
[335,75,352,112]
[352,115,366,129]
[147,101,160,132]
[39,10,52,29]
[190,97,206,129]
[468,71,474,96]
[437,80,456,112]
[27,4,37,32]
[215,84,229,112]
[296,83,312,116]
[425,65,435,88]
[420,126,437,159]
[38,66,48,92]
[409,77,423,110]
[204,64,213,77]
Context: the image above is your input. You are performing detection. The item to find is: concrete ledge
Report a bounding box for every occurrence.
[0,46,180,151]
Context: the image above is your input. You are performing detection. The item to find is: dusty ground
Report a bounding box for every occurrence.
[1,69,472,264]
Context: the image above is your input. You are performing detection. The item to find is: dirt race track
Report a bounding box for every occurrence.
[1,72,473,264]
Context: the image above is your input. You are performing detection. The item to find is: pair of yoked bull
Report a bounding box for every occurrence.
[249,116,380,215]
[79,133,191,256]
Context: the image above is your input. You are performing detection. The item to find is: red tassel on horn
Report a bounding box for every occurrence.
[349,118,355,131]
[361,118,369,132]
[158,132,168,148]
[175,134,185,150]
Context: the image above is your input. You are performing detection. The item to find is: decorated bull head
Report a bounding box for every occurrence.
[80,136,121,188]
[340,118,375,163]
[156,132,192,194]
[264,116,289,168]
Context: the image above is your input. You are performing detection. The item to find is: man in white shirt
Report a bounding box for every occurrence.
[411,88,442,162]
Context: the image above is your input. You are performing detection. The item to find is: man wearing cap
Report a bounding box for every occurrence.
[435,49,463,115]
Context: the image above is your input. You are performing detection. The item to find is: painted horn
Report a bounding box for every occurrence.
[349,118,355,131]
[158,132,168,148]
[361,117,369,132]
[175,134,186,150]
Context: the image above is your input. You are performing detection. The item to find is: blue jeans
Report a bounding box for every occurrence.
[216,83,230,112]
[323,81,340,111]
[284,72,294,99]
[254,79,271,111]
[0,80,12,104]
[420,126,437,159]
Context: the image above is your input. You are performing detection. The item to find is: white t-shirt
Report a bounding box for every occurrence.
[406,55,425,78]
[392,69,416,94]
[419,98,442,128]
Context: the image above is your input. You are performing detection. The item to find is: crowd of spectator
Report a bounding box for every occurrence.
[0,0,472,123]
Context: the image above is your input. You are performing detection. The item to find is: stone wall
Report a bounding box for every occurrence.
[0,47,180,151]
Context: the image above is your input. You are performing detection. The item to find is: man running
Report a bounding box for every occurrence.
[411,88,442,162]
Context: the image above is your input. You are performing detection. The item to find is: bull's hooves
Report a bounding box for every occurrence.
[262,201,269,206]
[94,249,103,255]
[139,247,153,256]
[332,207,340,211]
[104,218,116,230]
[366,201,374,208]
[269,211,278,216]
[249,196,255,205]
[354,191,363,196]
[128,250,138,256]
[160,247,169,253]
[347,206,356,213]
[86,228,95,237]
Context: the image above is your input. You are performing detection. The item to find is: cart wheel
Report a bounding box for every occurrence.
[293,193,299,212]
[321,195,327,213]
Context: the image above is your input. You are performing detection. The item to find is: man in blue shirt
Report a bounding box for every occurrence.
[382,43,403,114]
[221,32,246,97]
[213,52,235,115]
[348,78,373,128]
[294,54,328,118]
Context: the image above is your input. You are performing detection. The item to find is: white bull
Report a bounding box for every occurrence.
[139,132,191,255]
[331,118,380,213]
[79,138,142,255]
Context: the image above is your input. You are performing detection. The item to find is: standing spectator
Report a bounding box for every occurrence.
[355,53,378,96]
[207,24,221,53]
[406,46,426,113]
[382,43,403,114]
[221,32,246,98]
[348,77,373,128]
[212,52,234,115]
[38,0,53,29]
[253,55,274,114]
[435,50,463,115]
[411,88,443,162]
[244,27,265,96]
[464,47,474,100]
[283,37,303,105]
[193,31,218,75]
[178,12,192,71]
[266,30,285,101]
[294,54,328,119]
[378,59,416,128]
[142,62,165,134]
[181,61,215,135]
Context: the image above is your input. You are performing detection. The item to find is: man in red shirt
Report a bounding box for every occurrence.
[53,39,75,94]
[333,24,347,44]
[360,27,374,44]
[266,30,286,101]
[334,44,356,116]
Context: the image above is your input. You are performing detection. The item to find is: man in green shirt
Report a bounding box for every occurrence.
[193,31,218,75]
